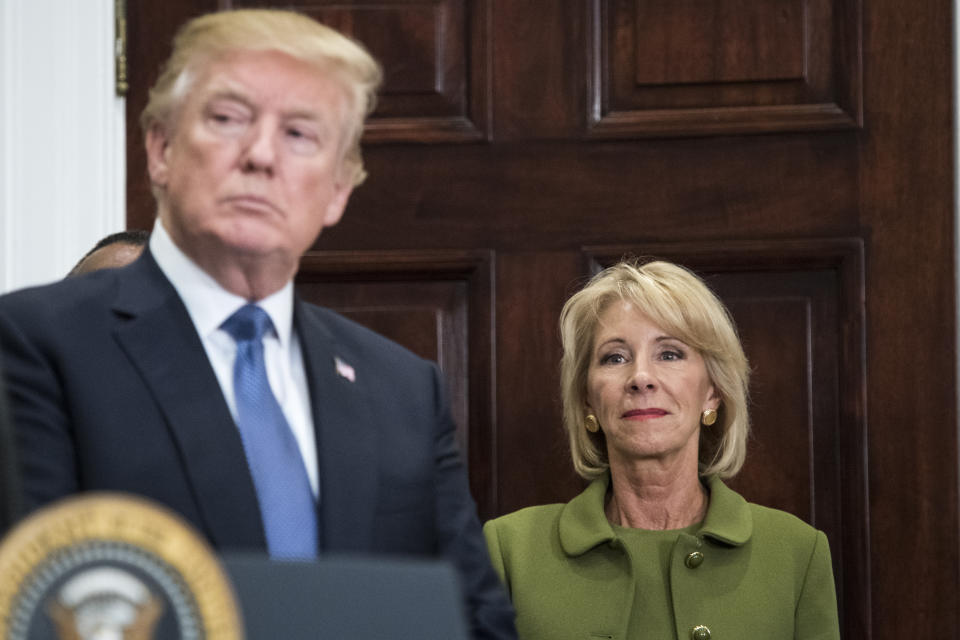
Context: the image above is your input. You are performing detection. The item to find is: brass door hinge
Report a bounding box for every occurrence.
[115,0,128,96]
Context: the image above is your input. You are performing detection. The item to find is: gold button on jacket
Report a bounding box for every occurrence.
[691,624,711,640]
[685,550,704,568]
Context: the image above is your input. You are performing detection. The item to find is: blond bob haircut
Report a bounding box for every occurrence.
[140,9,383,187]
[559,260,750,480]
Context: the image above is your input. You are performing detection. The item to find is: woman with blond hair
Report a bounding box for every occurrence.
[484,260,839,640]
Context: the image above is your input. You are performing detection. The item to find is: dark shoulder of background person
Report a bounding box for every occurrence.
[68,230,149,277]
[0,354,21,535]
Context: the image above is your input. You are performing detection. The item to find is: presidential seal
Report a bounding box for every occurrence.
[0,493,244,640]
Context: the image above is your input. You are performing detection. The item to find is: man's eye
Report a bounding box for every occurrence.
[286,128,320,154]
[208,111,248,133]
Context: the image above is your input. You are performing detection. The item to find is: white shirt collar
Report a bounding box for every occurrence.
[149,219,295,344]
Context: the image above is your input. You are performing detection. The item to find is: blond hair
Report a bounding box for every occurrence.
[140,9,382,186]
[559,260,750,480]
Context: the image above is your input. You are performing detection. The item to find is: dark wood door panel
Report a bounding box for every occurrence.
[493,242,867,634]
[494,252,586,513]
[587,0,862,137]
[630,1,808,86]
[586,239,868,635]
[124,0,956,637]
[225,0,490,141]
[323,135,860,252]
[494,241,861,524]
[722,294,816,521]
[125,0,218,227]
[294,250,498,517]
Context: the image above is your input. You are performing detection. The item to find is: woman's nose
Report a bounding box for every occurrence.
[626,363,656,392]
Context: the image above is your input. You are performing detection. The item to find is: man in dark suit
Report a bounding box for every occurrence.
[0,9,515,639]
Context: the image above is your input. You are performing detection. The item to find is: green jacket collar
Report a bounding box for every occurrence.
[558,473,753,556]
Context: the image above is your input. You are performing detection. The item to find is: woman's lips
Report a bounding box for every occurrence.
[622,408,668,419]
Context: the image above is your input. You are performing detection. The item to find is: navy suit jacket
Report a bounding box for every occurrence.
[0,250,515,639]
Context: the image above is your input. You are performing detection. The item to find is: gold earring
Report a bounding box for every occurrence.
[700,409,718,426]
[585,414,600,433]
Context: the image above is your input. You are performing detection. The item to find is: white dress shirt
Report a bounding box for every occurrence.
[149,220,319,498]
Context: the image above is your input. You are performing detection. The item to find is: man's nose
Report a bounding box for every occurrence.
[241,121,276,174]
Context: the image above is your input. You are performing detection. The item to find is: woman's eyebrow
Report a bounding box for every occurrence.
[595,337,627,349]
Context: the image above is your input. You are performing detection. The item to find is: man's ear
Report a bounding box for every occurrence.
[145,124,171,188]
[321,178,353,228]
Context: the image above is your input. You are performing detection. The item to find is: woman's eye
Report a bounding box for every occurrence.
[601,353,627,365]
[660,349,684,361]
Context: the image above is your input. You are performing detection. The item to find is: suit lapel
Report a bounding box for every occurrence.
[111,252,265,550]
[295,301,378,551]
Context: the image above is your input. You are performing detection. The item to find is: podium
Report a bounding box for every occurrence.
[223,554,470,639]
[0,495,471,640]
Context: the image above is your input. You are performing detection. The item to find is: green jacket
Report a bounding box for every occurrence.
[484,475,840,640]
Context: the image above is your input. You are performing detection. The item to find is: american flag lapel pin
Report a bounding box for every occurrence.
[334,356,356,383]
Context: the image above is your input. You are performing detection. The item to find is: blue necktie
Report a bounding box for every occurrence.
[222,304,317,559]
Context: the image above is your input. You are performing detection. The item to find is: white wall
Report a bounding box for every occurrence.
[0,0,125,293]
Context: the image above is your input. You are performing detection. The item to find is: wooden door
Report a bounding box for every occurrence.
[125,2,956,638]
